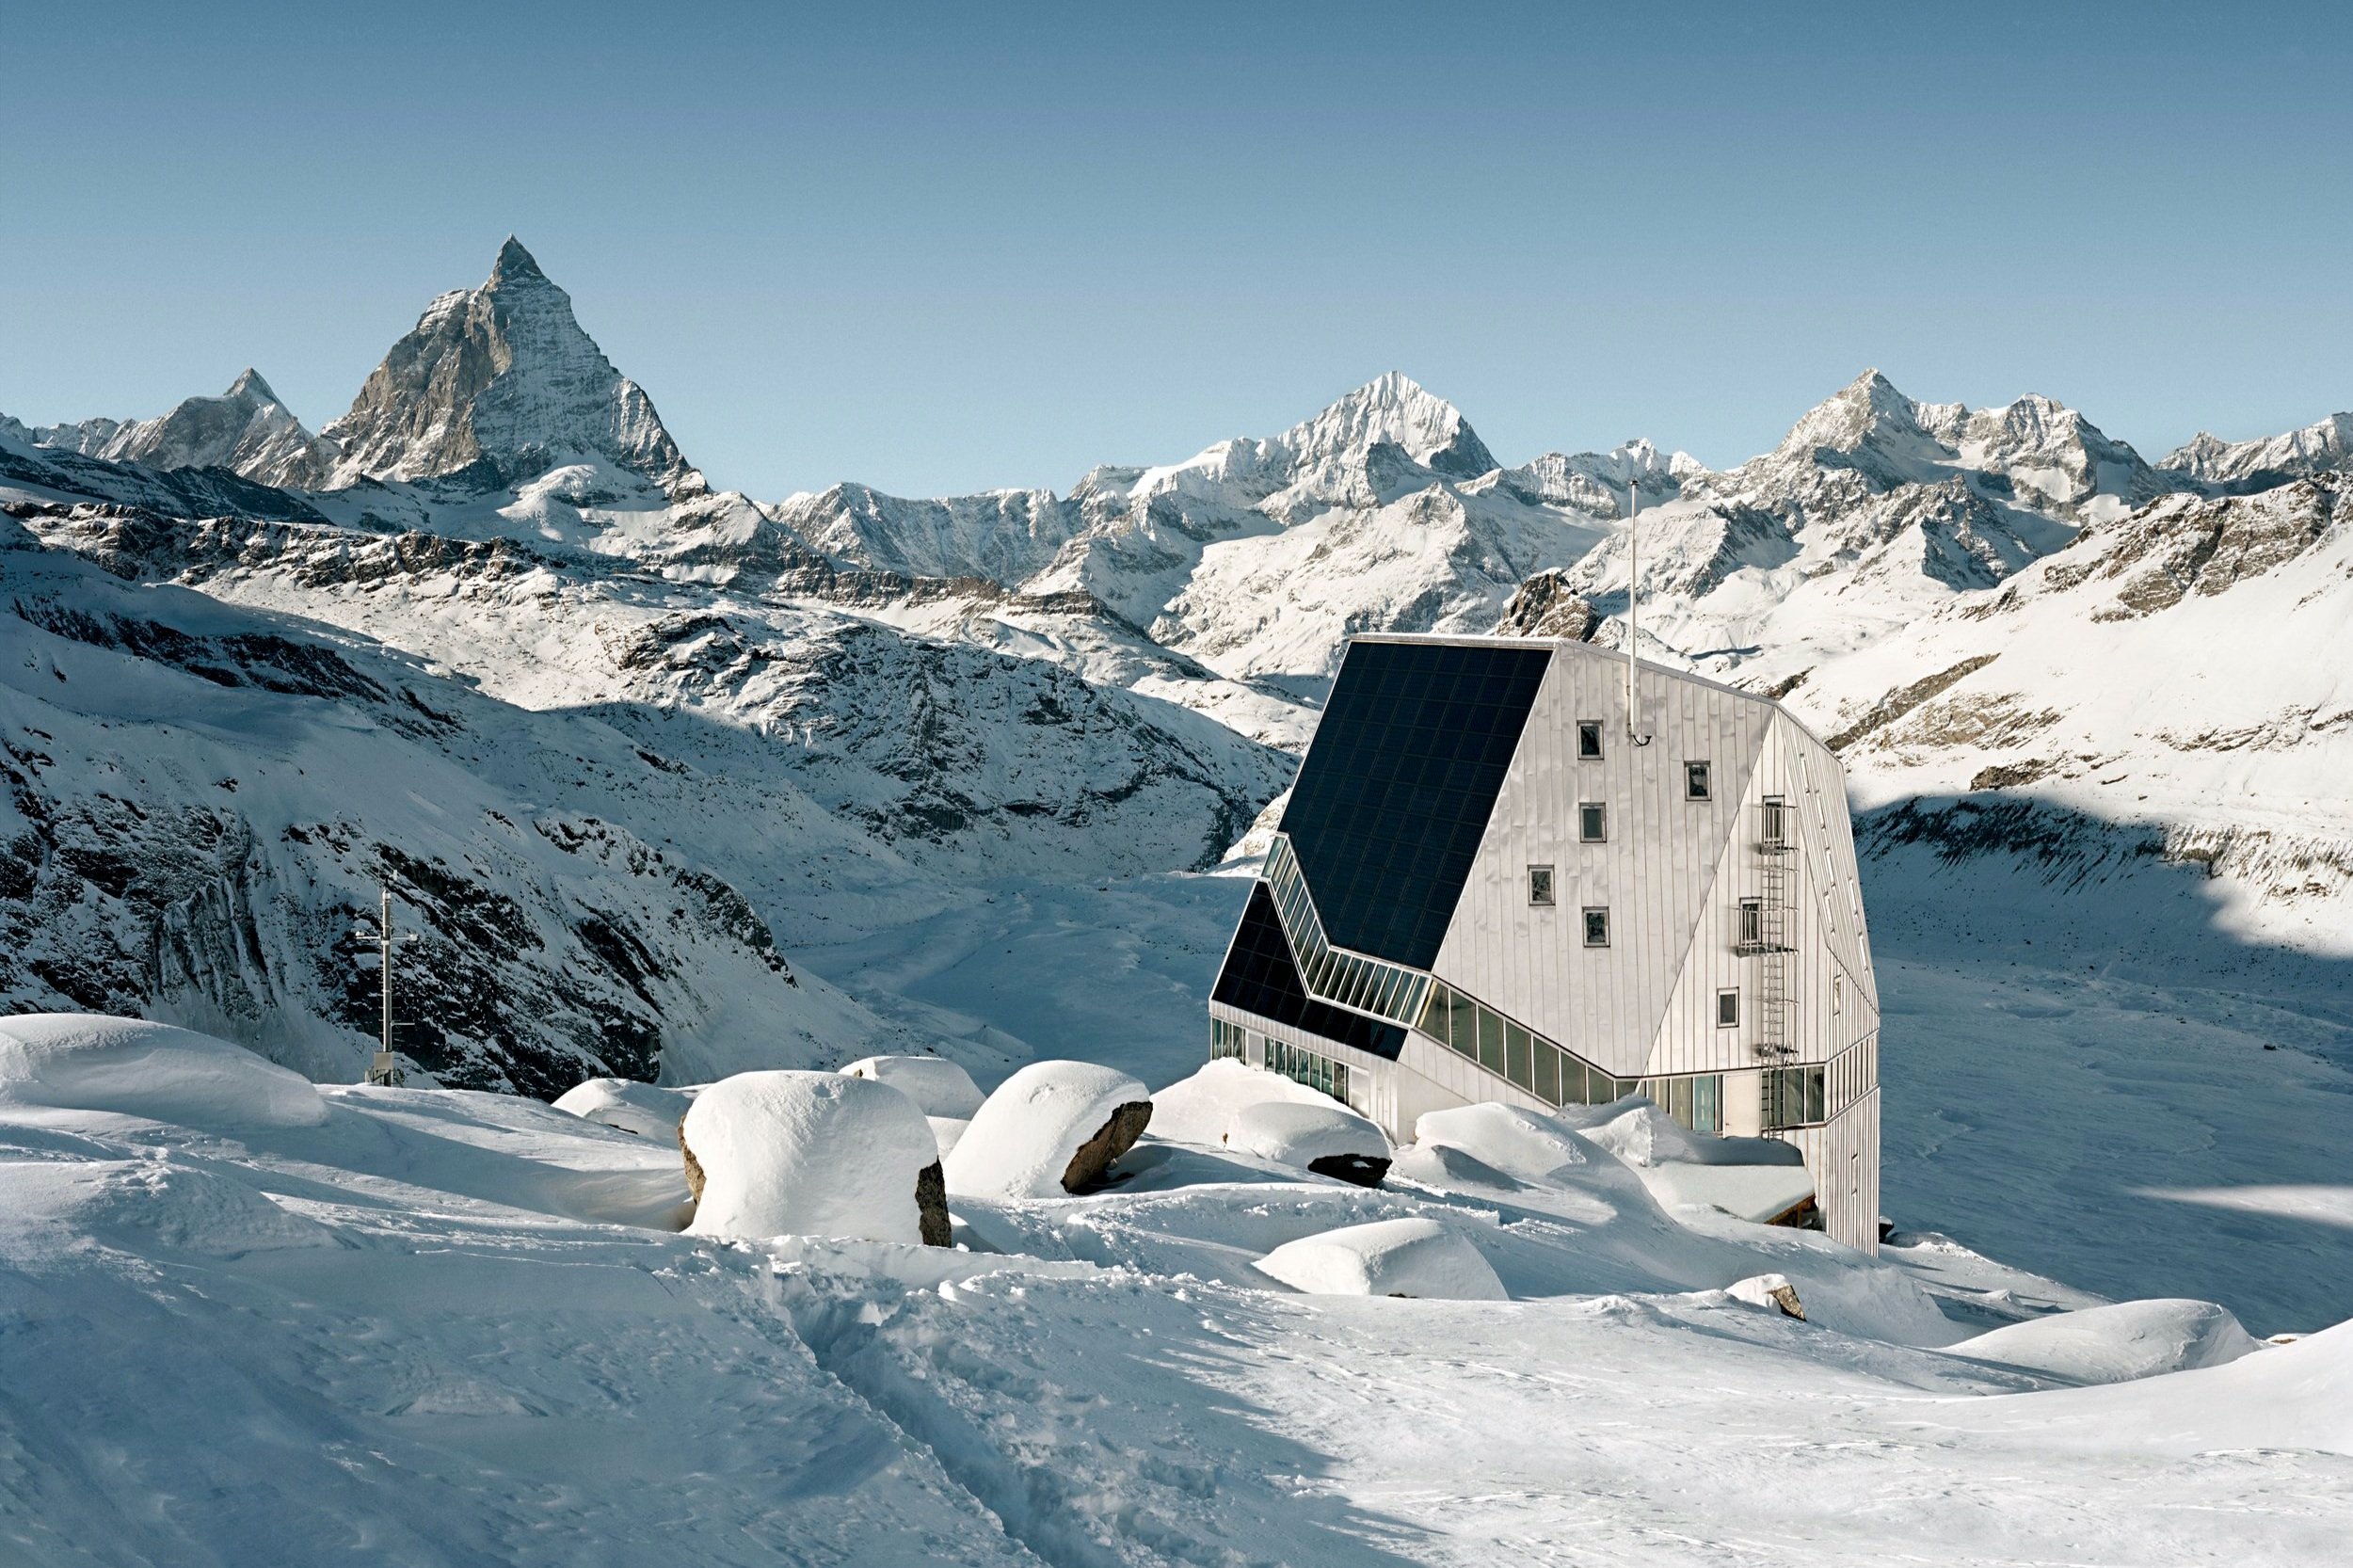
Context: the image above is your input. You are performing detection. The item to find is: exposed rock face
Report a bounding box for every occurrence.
[915,1160,951,1246]
[97,371,337,489]
[1494,569,1600,640]
[1306,1153,1391,1188]
[321,238,699,496]
[1060,1100,1153,1192]
[680,1120,707,1203]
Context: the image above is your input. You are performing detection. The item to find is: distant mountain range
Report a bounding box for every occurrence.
[5,238,2347,1086]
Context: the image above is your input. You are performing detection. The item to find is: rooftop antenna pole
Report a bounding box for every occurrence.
[1625,482,1651,746]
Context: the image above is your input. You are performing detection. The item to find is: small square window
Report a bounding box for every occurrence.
[1528,865,1555,906]
[1579,802,1607,842]
[1582,906,1610,947]
[1717,987,1739,1028]
[1686,760,1711,800]
[1577,721,1604,760]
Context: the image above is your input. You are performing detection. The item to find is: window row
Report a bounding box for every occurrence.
[1415,979,1640,1108]
[1263,834,1431,1024]
[1209,1017,1249,1062]
[1262,1036,1352,1108]
[1762,1064,1828,1128]
[1635,1073,1723,1135]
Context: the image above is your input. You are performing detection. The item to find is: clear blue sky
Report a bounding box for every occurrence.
[6,1,2349,498]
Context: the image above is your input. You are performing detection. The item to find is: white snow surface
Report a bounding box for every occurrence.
[1148,1055,1341,1145]
[839,1054,985,1119]
[0,1014,327,1129]
[681,1070,939,1244]
[1942,1297,2261,1384]
[1225,1098,1391,1169]
[943,1059,1149,1199]
[1254,1215,1509,1300]
[551,1077,692,1141]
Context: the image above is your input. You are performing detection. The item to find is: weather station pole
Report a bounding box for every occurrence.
[358,878,417,1087]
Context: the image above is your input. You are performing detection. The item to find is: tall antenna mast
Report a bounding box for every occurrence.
[356,875,417,1087]
[1625,481,1651,746]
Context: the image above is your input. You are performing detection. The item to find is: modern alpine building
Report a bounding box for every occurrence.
[1209,633,1882,1251]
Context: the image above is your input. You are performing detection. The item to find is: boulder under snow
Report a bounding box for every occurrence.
[1945,1298,2261,1384]
[1571,1102,1816,1224]
[1254,1216,1508,1301]
[1149,1057,1342,1146]
[839,1055,985,1120]
[1226,1100,1393,1187]
[0,1015,327,1130]
[552,1077,693,1141]
[680,1071,948,1247]
[944,1060,1152,1199]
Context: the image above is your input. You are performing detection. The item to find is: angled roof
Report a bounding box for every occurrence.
[1277,638,1551,968]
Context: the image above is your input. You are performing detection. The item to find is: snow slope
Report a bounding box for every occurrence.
[3,1035,2345,1566]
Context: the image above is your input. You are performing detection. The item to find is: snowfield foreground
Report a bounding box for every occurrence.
[2,1023,2346,1566]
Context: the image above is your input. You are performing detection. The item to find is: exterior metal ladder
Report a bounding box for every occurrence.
[1753,797,1798,1075]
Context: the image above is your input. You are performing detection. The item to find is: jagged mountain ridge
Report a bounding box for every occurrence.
[321,238,699,496]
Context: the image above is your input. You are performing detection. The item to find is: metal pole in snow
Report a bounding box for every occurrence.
[361,876,410,1088]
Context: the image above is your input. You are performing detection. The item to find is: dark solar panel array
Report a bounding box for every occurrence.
[1211,885,1408,1061]
[1280,639,1551,968]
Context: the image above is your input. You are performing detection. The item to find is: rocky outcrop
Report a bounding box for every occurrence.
[1060,1100,1153,1192]
[321,238,699,496]
[1494,569,1600,640]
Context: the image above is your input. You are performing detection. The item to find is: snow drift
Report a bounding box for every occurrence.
[0,1015,327,1129]
[680,1071,946,1246]
[552,1077,693,1141]
[1254,1216,1508,1301]
[1225,1100,1392,1186]
[839,1055,985,1120]
[1148,1057,1337,1146]
[1945,1298,2261,1384]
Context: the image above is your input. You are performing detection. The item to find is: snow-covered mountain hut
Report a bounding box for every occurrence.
[1208,633,1882,1250]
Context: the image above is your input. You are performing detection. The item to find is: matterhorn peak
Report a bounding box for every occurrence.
[489,235,549,287]
[320,237,698,496]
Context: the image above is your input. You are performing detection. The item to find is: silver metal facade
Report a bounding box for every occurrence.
[1209,632,1884,1253]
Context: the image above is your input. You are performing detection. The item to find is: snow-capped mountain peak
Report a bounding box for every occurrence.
[1280,372,1497,480]
[320,238,701,498]
[8,367,340,490]
[2162,411,2353,491]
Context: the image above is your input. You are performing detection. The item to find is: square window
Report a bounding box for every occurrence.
[1582,906,1610,947]
[1577,720,1604,760]
[1717,987,1739,1028]
[1686,760,1711,800]
[1528,865,1555,906]
[1579,803,1607,842]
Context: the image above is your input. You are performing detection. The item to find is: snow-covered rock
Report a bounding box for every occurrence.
[1726,1272,1808,1320]
[1411,1101,1601,1186]
[839,1055,985,1119]
[4,1156,334,1258]
[1148,1056,1337,1145]
[1945,1298,2261,1384]
[1225,1100,1392,1186]
[1253,1215,1507,1300]
[944,1060,1152,1199]
[925,1115,969,1160]
[1572,1102,1816,1224]
[680,1070,946,1246]
[0,1015,327,1129]
[552,1078,693,1141]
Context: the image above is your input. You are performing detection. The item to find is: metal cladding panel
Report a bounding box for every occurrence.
[1279,639,1552,969]
[1211,884,1410,1061]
